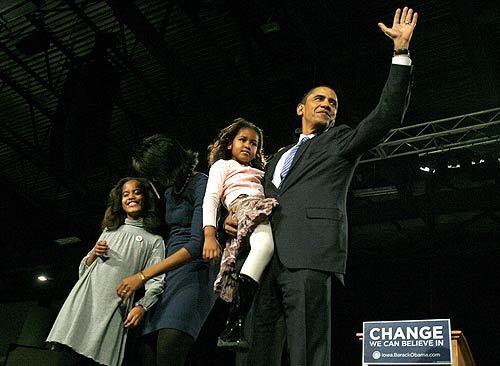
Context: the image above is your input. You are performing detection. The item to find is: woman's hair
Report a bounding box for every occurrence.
[101,177,162,233]
[132,134,198,193]
[207,118,266,170]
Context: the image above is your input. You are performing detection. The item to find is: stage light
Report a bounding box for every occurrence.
[37,275,49,282]
[260,21,280,34]
[419,166,435,173]
[447,163,460,169]
[471,159,485,165]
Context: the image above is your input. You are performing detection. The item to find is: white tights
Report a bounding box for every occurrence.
[240,221,274,283]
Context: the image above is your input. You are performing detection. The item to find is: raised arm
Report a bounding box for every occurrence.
[339,7,418,158]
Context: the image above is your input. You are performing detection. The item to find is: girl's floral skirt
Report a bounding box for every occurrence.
[214,195,278,302]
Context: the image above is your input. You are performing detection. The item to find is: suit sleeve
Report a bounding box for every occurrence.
[338,64,412,158]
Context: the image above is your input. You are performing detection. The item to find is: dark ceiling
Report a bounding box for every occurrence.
[0,0,499,364]
[0,0,499,351]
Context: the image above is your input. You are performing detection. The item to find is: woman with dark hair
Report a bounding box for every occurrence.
[116,134,218,366]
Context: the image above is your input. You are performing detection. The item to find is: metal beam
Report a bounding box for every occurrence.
[0,40,58,96]
[0,68,54,120]
[105,0,207,122]
[361,107,500,162]
[61,2,177,112]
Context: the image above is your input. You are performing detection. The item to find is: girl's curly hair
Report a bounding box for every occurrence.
[207,118,266,170]
[101,177,161,234]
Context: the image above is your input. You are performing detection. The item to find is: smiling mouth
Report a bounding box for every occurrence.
[127,201,140,207]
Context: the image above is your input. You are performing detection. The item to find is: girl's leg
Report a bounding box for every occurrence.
[156,328,194,366]
[240,222,274,282]
[218,222,274,351]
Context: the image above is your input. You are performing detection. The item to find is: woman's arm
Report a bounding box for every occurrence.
[117,175,209,300]
[143,247,192,280]
[117,246,192,301]
[132,238,167,310]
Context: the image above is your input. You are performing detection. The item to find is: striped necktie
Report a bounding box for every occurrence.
[280,136,310,181]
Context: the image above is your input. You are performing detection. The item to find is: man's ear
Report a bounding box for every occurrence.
[297,103,304,116]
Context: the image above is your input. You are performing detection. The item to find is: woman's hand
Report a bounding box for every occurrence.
[378,7,418,50]
[203,236,221,263]
[124,305,145,328]
[116,274,144,301]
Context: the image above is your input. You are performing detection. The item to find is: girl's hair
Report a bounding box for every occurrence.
[101,177,162,233]
[131,134,198,193]
[207,118,266,170]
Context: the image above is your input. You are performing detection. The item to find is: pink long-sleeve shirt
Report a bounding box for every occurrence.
[202,159,265,228]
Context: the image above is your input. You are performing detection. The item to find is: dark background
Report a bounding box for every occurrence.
[0,0,499,365]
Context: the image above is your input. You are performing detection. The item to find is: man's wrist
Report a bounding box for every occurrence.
[393,48,410,57]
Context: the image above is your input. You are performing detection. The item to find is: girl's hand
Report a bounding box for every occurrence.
[92,240,109,257]
[203,237,221,263]
[116,274,143,300]
[378,7,418,50]
[85,240,109,265]
[124,305,145,328]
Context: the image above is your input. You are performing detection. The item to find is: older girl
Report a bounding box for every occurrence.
[47,178,165,366]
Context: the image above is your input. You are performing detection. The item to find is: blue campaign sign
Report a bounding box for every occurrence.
[362,319,452,364]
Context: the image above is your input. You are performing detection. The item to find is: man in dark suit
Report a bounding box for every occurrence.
[227,7,418,365]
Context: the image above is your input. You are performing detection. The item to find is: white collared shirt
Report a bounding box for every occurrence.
[272,133,315,188]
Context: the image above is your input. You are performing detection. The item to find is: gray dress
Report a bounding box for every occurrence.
[46,218,165,366]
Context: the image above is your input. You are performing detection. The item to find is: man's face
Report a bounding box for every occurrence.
[297,86,338,133]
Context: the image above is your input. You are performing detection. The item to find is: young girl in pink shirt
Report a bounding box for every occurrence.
[202,118,277,351]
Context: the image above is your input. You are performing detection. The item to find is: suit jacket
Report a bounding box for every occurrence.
[263,64,412,274]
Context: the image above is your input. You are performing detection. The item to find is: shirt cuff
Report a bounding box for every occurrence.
[392,55,412,66]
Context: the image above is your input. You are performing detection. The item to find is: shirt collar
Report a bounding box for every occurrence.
[299,133,315,142]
